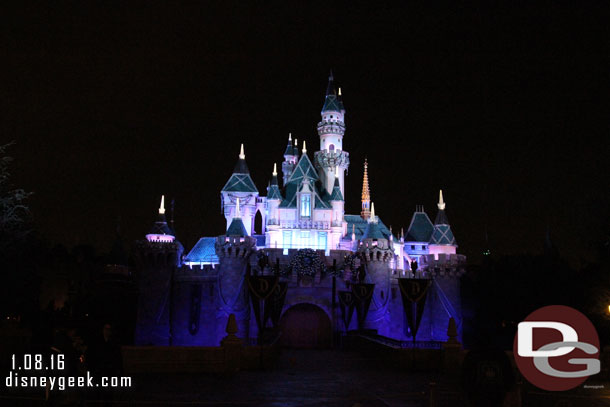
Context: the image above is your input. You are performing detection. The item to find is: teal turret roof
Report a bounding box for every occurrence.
[222,145,259,193]
[405,209,434,242]
[344,215,396,240]
[361,221,386,240]
[429,190,457,246]
[150,213,173,236]
[284,134,295,156]
[279,153,330,209]
[226,217,248,236]
[267,166,283,200]
[286,152,318,185]
[329,177,343,201]
[430,222,456,246]
[184,237,219,264]
[321,71,342,113]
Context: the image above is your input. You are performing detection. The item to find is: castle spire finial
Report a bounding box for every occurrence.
[361,158,371,219]
[235,198,241,218]
[369,202,378,224]
[338,87,342,96]
[239,143,245,160]
[159,195,166,215]
[438,189,446,210]
[288,132,292,141]
[294,138,298,147]
[302,140,307,154]
[272,163,277,176]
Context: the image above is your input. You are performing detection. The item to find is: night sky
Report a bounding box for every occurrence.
[3,3,609,264]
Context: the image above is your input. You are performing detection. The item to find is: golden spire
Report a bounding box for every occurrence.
[361,158,371,219]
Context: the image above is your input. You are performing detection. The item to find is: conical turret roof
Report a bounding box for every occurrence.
[430,190,457,246]
[222,144,258,193]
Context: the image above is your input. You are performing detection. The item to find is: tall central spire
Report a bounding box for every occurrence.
[361,159,371,219]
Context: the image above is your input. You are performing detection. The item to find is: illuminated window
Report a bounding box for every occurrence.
[300,194,311,217]
[318,232,327,249]
[283,230,292,249]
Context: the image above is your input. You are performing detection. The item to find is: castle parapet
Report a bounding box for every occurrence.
[419,253,466,277]
[215,235,256,258]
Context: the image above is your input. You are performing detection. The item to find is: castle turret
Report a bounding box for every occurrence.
[135,195,183,345]
[146,196,175,243]
[265,163,283,247]
[361,159,371,220]
[221,144,259,236]
[214,198,256,342]
[404,205,434,261]
[429,190,457,257]
[329,166,345,248]
[282,133,298,186]
[357,203,393,335]
[420,191,465,342]
[314,71,350,196]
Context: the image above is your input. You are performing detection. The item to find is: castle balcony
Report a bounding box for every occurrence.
[313,150,350,168]
[279,220,330,230]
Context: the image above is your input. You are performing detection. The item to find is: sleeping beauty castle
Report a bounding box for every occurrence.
[134,73,467,347]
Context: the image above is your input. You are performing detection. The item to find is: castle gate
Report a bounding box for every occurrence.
[279,303,332,348]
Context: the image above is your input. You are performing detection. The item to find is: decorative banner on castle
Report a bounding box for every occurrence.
[188,284,202,335]
[247,275,279,332]
[398,278,431,341]
[265,281,288,328]
[338,290,356,330]
[351,283,375,329]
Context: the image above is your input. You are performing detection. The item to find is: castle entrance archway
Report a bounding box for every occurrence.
[279,303,331,348]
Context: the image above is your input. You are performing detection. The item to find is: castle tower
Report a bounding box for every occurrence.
[357,203,393,335]
[281,133,298,186]
[221,144,259,236]
[361,159,371,220]
[314,71,350,196]
[135,195,183,345]
[429,190,457,257]
[417,191,465,341]
[265,163,283,247]
[404,205,435,262]
[329,166,346,248]
[214,198,256,342]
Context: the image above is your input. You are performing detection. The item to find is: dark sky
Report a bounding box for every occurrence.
[3,3,609,264]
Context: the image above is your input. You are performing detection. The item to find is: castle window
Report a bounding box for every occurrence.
[411,245,415,250]
[330,115,333,119]
[329,144,335,151]
[422,245,426,250]
[300,194,311,217]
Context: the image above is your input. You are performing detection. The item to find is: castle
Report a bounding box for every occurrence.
[134,73,467,347]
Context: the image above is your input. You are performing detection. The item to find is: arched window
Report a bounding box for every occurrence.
[329,144,335,151]
[254,210,263,234]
